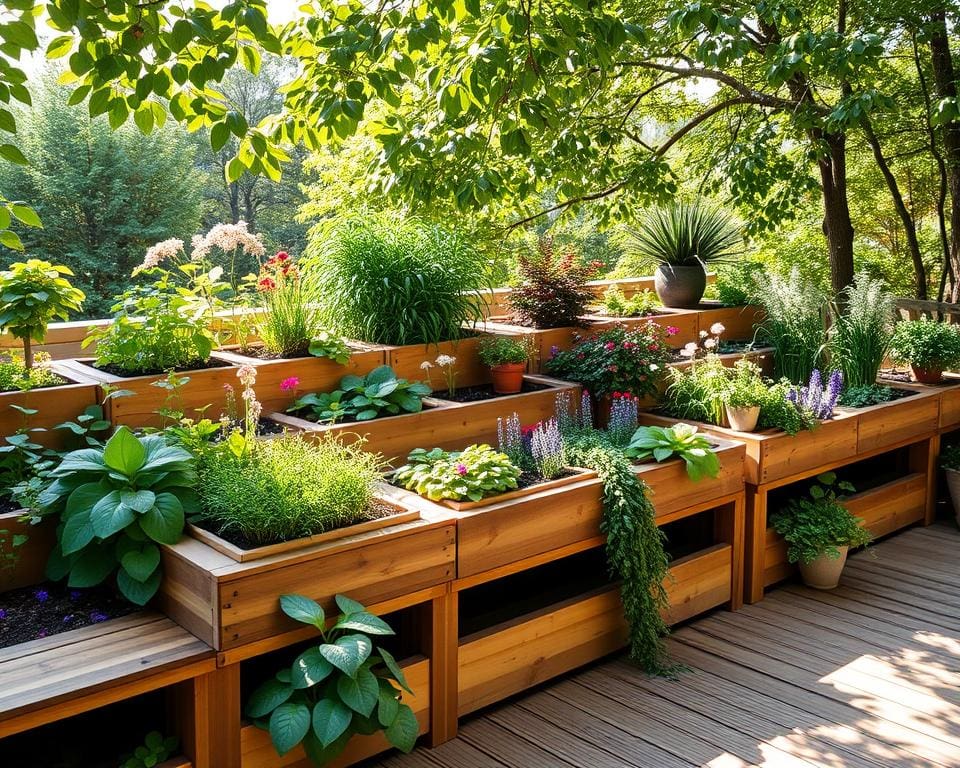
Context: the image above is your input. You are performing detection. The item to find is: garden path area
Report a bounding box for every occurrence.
[378,524,960,767]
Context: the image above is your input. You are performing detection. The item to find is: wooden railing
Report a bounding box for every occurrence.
[895,297,960,322]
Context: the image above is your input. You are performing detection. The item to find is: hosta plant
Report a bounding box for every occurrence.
[624,424,721,481]
[247,594,418,766]
[393,444,521,502]
[38,426,197,605]
[289,366,431,424]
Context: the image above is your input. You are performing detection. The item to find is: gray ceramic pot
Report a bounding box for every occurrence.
[654,264,707,308]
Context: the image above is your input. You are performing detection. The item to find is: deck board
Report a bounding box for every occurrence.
[375,524,960,767]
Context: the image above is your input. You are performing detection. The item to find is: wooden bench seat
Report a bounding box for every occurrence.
[0,611,215,739]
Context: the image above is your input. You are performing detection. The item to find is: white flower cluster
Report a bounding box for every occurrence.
[136,238,184,274]
[190,221,266,262]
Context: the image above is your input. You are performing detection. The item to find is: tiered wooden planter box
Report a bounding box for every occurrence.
[53,358,240,429]
[269,374,578,467]
[399,437,746,720]
[0,375,100,449]
[641,384,942,603]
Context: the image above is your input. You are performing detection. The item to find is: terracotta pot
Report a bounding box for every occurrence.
[944,468,960,528]
[910,364,944,384]
[799,545,849,590]
[489,363,526,394]
[725,404,760,432]
[654,264,707,308]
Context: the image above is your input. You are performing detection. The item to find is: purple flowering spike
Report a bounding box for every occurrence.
[825,370,843,413]
[0,608,7,620]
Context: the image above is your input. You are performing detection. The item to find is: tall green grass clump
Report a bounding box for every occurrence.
[828,273,894,389]
[755,268,827,385]
[306,213,492,345]
[194,434,385,547]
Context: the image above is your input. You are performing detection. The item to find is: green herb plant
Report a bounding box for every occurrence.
[837,385,906,408]
[889,318,960,372]
[308,330,352,365]
[308,214,491,345]
[194,434,383,548]
[770,472,872,565]
[289,366,432,424]
[624,424,721,481]
[38,426,197,605]
[393,444,521,502]
[599,286,661,317]
[255,252,326,358]
[477,336,531,367]
[828,273,893,389]
[246,594,418,765]
[121,732,180,768]
[713,261,765,308]
[0,351,65,392]
[84,274,215,375]
[0,260,85,370]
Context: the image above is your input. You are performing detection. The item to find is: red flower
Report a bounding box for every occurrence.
[648,344,659,351]
[257,277,276,291]
[607,365,618,372]
[623,341,635,349]
[275,251,290,262]
[604,342,616,351]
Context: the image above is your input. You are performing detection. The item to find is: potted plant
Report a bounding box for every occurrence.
[890,317,960,384]
[939,444,960,527]
[626,201,740,308]
[478,336,530,394]
[770,472,873,590]
[722,367,765,432]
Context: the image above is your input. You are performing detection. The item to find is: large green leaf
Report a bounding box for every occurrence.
[384,703,418,752]
[139,492,184,544]
[90,490,135,538]
[378,647,413,694]
[120,542,160,582]
[246,678,293,718]
[377,680,400,727]
[336,667,379,716]
[269,701,311,756]
[103,427,145,475]
[318,634,372,677]
[280,594,325,628]
[56,448,107,474]
[334,594,366,615]
[311,697,352,748]
[117,566,161,605]
[121,489,156,513]
[334,612,395,636]
[290,647,333,689]
[67,544,116,588]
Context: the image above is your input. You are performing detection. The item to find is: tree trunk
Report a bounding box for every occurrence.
[928,11,960,301]
[816,133,856,295]
[23,336,33,370]
[862,119,928,298]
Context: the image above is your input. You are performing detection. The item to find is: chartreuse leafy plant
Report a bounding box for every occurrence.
[890,318,960,372]
[625,424,721,481]
[38,426,196,605]
[0,260,85,369]
[770,473,872,566]
[289,366,431,424]
[393,444,521,502]
[247,594,418,765]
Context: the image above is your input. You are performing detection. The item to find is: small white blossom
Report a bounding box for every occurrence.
[699,330,708,339]
[136,238,184,274]
[649,363,659,371]
[191,221,265,263]
[435,355,457,367]
[237,364,257,388]
[420,360,435,370]
[710,322,726,336]
[703,337,717,349]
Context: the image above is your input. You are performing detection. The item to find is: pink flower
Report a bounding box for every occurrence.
[604,342,616,351]
[455,463,468,476]
[623,341,635,349]
[666,326,679,336]
[280,376,300,392]
[607,365,618,372]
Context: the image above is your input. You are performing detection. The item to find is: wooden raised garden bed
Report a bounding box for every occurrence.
[0,510,53,593]
[211,344,387,415]
[269,374,579,468]
[159,486,455,652]
[239,656,431,768]
[0,375,100,449]
[53,358,239,429]
[434,467,597,511]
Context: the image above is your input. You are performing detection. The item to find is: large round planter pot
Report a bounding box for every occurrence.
[944,467,960,527]
[489,363,526,394]
[910,364,944,384]
[654,264,707,308]
[799,545,849,590]
[725,404,760,432]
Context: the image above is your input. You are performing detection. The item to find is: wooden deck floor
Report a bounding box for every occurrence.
[380,524,960,767]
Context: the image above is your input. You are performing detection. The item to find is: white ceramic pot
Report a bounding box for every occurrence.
[725,404,760,432]
[799,546,849,590]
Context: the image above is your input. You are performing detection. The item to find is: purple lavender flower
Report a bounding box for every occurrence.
[90,611,109,623]
[530,419,567,479]
[34,589,49,603]
[608,394,639,445]
[62,614,74,623]
[550,345,560,359]
[579,390,593,429]
[69,590,81,601]
[0,609,7,620]
[825,369,843,413]
[808,369,823,414]
[36,630,47,638]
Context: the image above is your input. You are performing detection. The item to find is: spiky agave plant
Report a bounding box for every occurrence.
[828,273,894,389]
[626,201,742,267]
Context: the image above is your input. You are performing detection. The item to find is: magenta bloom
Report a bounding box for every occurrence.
[666,326,679,335]
[280,376,300,392]
[455,463,468,476]
[604,341,616,351]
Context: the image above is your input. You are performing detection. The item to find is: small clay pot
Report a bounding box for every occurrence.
[910,365,944,384]
[489,363,526,394]
[799,546,849,590]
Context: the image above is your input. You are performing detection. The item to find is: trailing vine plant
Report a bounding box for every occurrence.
[556,393,671,672]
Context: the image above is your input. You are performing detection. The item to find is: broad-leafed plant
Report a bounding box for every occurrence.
[393,444,521,502]
[624,423,721,481]
[288,366,431,424]
[0,260,85,370]
[246,594,418,766]
[38,426,196,605]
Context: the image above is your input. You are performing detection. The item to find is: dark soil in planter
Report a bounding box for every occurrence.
[838,385,914,408]
[80,358,232,378]
[190,498,401,551]
[879,369,959,387]
[209,416,288,440]
[0,581,136,649]
[439,380,550,403]
[222,341,374,361]
[516,467,580,489]
[0,496,22,515]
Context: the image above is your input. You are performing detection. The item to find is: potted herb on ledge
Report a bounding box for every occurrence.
[770,473,873,590]
[889,317,960,384]
[478,336,530,394]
